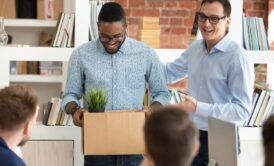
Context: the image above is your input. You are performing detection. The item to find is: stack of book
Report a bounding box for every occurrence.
[42,97,72,126]
[138,17,160,48]
[245,88,274,127]
[243,16,269,51]
[52,12,75,47]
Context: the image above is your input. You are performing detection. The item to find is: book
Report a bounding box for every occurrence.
[254,90,271,126]
[55,13,70,47]
[42,101,53,125]
[66,13,75,47]
[259,91,274,126]
[248,89,266,126]
[47,97,62,125]
[51,12,64,47]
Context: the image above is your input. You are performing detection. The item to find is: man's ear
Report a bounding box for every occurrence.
[123,22,128,29]
[23,109,38,137]
[225,17,231,30]
[23,121,31,137]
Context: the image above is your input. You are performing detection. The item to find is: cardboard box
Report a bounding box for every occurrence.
[0,0,16,18]
[37,0,63,20]
[83,111,145,155]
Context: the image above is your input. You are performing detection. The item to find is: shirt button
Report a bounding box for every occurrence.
[200,86,202,89]
[114,101,117,104]
[114,85,117,88]
[114,70,116,73]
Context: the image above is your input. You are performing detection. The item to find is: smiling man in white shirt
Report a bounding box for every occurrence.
[164,0,254,165]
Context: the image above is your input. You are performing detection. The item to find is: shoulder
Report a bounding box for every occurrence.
[73,40,97,55]
[125,37,155,53]
[70,40,98,61]
[0,148,25,166]
[226,40,253,68]
[187,39,204,52]
[227,40,249,61]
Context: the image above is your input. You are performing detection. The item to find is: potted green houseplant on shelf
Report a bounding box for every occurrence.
[85,88,108,112]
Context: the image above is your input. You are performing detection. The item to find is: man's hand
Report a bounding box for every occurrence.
[175,94,197,112]
[72,108,84,127]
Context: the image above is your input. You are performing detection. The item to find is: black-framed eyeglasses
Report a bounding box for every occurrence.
[99,31,126,43]
[197,12,227,24]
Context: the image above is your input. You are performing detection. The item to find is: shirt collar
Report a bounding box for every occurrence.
[96,37,128,54]
[214,34,231,52]
[202,34,231,53]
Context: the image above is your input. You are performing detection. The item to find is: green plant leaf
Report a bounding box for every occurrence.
[85,88,108,112]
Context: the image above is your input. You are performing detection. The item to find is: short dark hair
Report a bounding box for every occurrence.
[263,115,274,166]
[0,85,38,131]
[200,0,231,17]
[98,2,126,23]
[144,106,199,166]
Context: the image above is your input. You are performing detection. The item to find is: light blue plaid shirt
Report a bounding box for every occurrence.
[165,35,254,130]
[62,37,170,111]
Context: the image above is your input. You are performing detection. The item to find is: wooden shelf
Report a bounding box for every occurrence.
[10,75,63,83]
[5,19,57,27]
[2,47,73,61]
[247,50,274,64]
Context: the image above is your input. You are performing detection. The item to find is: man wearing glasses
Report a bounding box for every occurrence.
[164,0,254,165]
[62,2,170,166]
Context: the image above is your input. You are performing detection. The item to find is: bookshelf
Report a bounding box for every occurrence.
[0,0,89,111]
[5,19,57,27]
[0,1,89,166]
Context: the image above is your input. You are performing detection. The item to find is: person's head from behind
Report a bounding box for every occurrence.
[144,106,199,166]
[0,85,38,149]
[263,115,274,166]
[98,2,127,54]
[198,0,231,46]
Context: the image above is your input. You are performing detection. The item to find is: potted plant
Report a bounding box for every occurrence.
[85,88,108,112]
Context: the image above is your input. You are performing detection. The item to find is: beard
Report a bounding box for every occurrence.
[102,37,126,54]
[18,135,29,147]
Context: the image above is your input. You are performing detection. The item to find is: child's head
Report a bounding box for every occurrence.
[144,106,199,166]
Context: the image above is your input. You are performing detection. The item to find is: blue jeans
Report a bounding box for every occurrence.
[84,155,143,166]
[192,130,209,166]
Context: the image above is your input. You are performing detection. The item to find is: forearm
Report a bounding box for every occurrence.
[196,101,251,124]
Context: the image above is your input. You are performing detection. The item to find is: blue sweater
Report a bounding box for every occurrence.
[0,138,25,166]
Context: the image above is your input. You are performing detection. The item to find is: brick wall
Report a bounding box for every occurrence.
[114,0,271,49]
